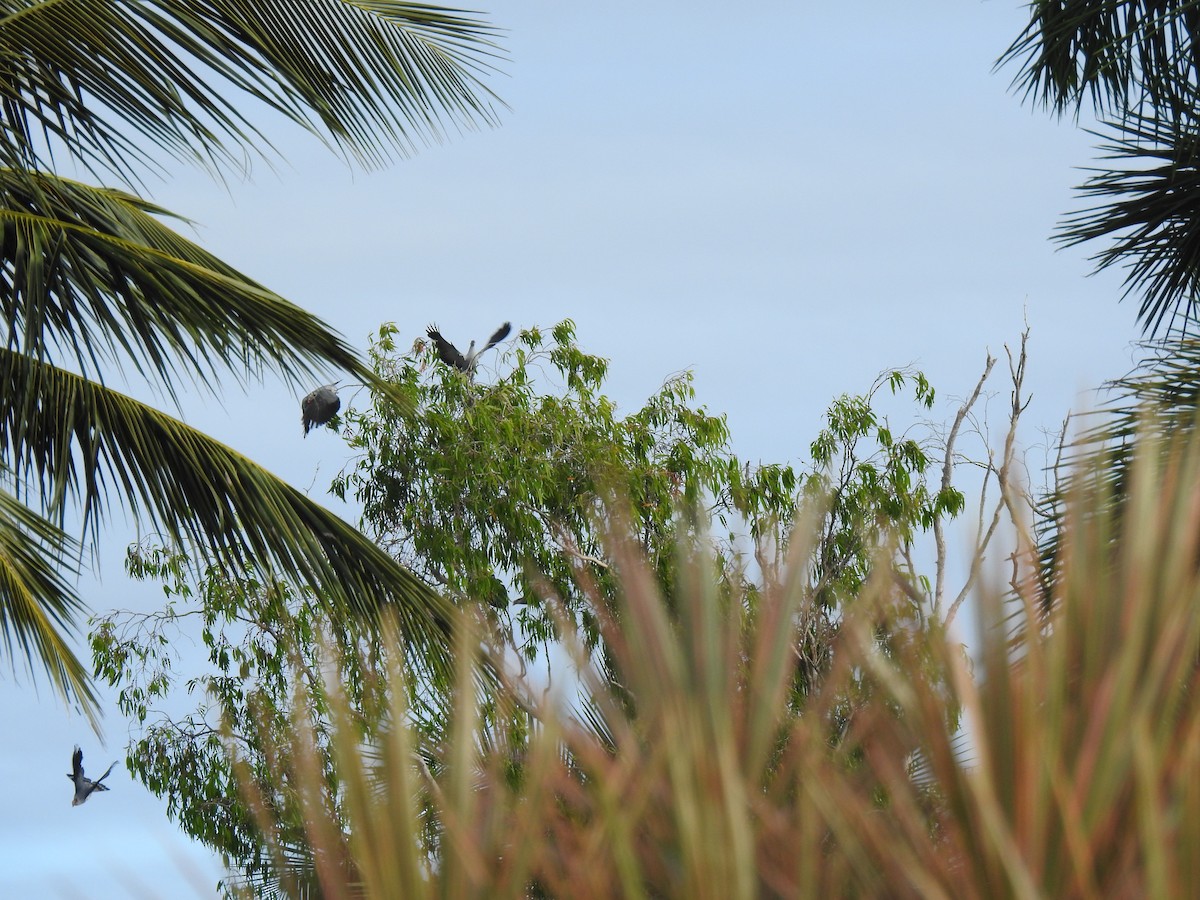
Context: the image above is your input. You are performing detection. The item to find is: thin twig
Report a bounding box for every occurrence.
[934,352,996,616]
[946,326,1032,628]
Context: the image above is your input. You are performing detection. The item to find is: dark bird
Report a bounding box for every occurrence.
[301,382,341,437]
[67,746,117,807]
[426,322,511,375]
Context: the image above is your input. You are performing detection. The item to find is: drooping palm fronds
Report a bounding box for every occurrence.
[0,169,377,392]
[0,0,507,720]
[0,164,445,710]
[0,487,96,723]
[0,348,456,677]
[0,0,505,178]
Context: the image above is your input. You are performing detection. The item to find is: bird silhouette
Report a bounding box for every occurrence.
[426,322,511,375]
[67,746,117,806]
[301,382,341,436]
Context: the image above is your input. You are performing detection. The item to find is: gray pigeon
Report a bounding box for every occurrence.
[301,382,341,437]
[67,746,117,806]
[426,322,511,376]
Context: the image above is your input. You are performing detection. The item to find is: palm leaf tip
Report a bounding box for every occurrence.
[0,490,100,724]
[998,0,1200,118]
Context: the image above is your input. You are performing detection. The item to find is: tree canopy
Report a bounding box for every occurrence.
[93,320,970,894]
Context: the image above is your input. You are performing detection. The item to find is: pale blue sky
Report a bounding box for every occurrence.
[2,2,1146,896]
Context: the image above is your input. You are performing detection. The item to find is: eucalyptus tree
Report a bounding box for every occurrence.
[0,0,504,725]
[92,321,965,893]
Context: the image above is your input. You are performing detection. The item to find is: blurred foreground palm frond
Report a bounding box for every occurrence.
[235,416,1200,899]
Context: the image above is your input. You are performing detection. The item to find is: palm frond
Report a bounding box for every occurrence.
[0,168,394,401]
[0,348,455,674]
[0,0,505,178]
[1058,114,1200,335]
[999,0,1200,119]
[0,486,98,725]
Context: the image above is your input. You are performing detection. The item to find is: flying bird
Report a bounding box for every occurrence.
[301,382,341,436]
[426,322,512,375]
[67,746,117,807]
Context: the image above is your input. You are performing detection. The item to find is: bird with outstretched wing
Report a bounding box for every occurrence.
[67,746,117,806]
[426,322,511,375]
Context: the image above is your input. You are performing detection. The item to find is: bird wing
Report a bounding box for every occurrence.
[481,322,512,352]
[95,760,118,785]
[426,324,468,371]
[301,390,318,435]
[72,746,83,779]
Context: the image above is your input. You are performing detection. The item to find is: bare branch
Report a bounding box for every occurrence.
[934,352,996,616]
[946,326,1033,628]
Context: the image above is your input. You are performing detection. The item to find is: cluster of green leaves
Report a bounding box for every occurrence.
[806,369,964,611]
[333,319,801,657]
[335,321,963,657]
[92,541,393,894]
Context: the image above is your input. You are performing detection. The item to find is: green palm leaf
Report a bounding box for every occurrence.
[0,168,385,393]
[0,0,504,176]
[1058,114,1200,335]
[0,347,456,674]
[0,487,97,725]
[999,4,1200,337]
[1000,0,1200,118]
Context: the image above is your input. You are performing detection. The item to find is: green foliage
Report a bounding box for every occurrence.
[95,322,970,893]
[336,321,958,658]
[1002,0,1200,119]
[0,490,89,706]
[1001,1,1200,334]
[804,368,961,611]
[241,400,1200,900]
[333,319,802,657]
[0,0,503,177]
[92,542,390,893]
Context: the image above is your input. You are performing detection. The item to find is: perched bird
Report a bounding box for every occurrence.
[67,746,117,807]
[426,322,511,375]
[301,382,341,437]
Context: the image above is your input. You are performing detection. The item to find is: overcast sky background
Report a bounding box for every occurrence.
[2,1,1150,896]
